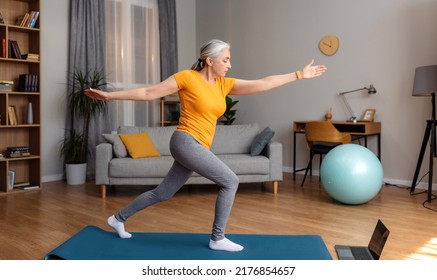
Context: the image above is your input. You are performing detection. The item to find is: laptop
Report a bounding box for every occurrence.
[335,219,390,260]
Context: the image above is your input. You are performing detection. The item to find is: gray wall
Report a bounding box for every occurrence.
[41,0,437,188]
[41,0,70,182]
[176,0,196,70]
[196,0,437,187]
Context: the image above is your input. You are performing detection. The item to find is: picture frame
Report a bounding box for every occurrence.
[361,109,376,122]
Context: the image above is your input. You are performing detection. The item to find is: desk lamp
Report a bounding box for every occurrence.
[410,65,437,202]
[339,85,377,122]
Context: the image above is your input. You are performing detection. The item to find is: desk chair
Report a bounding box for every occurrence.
[301,121,351,187]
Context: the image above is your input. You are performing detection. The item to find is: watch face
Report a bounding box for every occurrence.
[319,35,339,56]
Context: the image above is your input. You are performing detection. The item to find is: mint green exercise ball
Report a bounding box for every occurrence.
[320,144,383,205]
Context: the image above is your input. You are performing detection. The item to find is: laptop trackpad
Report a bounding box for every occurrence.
[336,246,355,260]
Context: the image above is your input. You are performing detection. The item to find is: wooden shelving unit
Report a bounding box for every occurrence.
[160,98,180,127]
[0,0,41,194]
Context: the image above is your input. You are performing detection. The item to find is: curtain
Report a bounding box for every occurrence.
[158,0,178,80]
[66,0,178,180]
[67,0,109,179]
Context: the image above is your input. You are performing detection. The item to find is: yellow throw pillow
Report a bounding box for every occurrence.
[119,132,160,159]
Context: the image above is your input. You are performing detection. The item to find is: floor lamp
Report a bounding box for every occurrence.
[410,65,437,202]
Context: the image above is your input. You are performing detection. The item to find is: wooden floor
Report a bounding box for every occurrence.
[1,173,437,260]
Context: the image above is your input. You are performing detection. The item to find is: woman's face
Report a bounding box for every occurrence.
[210,48,232,77]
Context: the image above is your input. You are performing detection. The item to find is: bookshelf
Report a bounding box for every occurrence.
[160,98,180,127]
[0,0,41,194]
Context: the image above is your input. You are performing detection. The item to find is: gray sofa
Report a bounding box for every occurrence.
[96,123,283,198]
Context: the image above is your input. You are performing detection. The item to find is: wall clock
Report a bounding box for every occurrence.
[319,35,340,56]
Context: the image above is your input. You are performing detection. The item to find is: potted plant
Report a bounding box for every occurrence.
[60,68,107,185]
[59,128,87,185]
[219,96,239,125]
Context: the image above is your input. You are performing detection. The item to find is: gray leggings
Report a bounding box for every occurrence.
[115,131,239,241]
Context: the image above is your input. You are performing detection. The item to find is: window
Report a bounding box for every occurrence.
[105,0,160,127]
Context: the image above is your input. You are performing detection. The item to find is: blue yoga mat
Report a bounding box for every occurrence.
[44,226,332,260]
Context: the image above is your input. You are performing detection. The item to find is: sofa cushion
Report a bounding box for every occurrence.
[250,126,275,156]
[109,154,270,178]
[102,133,128,158]
[214,154,270,175]
[119,132,160,159]
[211,123,260,154]
[118,126,176,156]
[119,124,260,155]
[110,156,175,178]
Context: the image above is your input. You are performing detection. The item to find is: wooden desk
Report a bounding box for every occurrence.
[293,121,381,180]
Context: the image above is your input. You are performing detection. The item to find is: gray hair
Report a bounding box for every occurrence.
[191,39,230,70]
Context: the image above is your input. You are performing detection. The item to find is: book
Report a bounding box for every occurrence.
[7,146,30,154]
[19,74,34,92]
[28,11,39,28]
[8,152,30,158]
[16,11,40,28]
[7,146,30,151]
[8,105,17,125]
[8,40,22,59]
[7,170,15,190]
[22,53,40,61]
[18,74,38,92]
[32,74,38,92]
[23,185,39,190]
[7,106,13,125]
[7,146,31,158]
[8,40,13,58]
[13,181,30,188]
[11,106,17,125]
[13,40,22,58]
[1,38,5,58]
[0,83,12,92]
[19,74,26,91]
[7,38,10,58]
[16,13,28,26]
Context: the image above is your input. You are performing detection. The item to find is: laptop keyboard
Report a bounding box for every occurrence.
[351,247,371,260]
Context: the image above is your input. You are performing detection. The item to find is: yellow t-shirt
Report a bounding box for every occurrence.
[173,70,236,149]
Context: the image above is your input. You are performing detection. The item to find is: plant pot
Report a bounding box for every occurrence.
[65,163,87,185]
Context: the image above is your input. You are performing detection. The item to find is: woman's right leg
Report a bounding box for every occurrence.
[115,160,193,222]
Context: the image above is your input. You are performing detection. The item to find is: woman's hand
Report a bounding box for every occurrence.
[301,59,327,79]
[84,88,109,100]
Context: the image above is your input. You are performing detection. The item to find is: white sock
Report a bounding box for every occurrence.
[107,215,132,239]
[209,237,244,252]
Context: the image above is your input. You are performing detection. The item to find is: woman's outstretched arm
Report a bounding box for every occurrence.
[84,76,179,101]
[230,60,326,96]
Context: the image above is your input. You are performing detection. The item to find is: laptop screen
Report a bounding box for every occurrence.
[368,219,390,260]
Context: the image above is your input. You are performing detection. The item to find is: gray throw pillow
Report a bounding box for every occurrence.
[102,134,128,158]
[250,126,275,156]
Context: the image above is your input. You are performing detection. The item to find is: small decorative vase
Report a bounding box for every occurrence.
[27,102,33,124]
[325,113,332,121]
